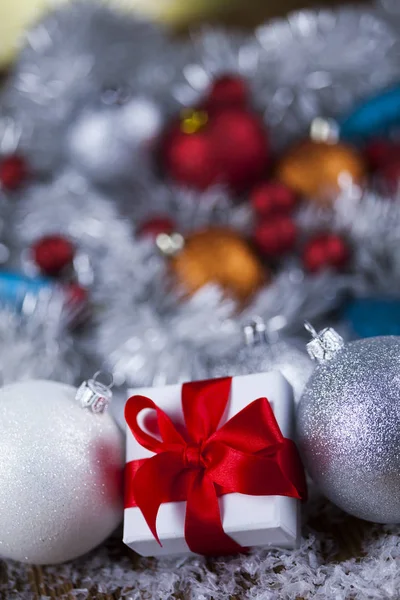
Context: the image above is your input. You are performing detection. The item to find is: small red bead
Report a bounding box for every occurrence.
[137,216,176,239]
[363,138,400,172]
[251,181,297,216]
[254,215,297,257]
[379,158,400,190]
[0,155,28,190]
[303,233,350,273]
[207,75,249,109]
[32,235,76,276]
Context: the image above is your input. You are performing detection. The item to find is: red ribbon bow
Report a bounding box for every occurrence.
[125,377,307,556]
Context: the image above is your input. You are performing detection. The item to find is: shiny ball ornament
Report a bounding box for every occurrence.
[0,380,124,564]
[205,75,249,109]
[254,215,297,257]
[32,235,76,277]
[364,139,400,190]
[276,139,365,203]
[66,97,163,184]
[298,328,400,523]
[302,233,350,273]
[169,227,266,303]
[209,338,314,403]
[161,107,269,193]
[0,155,28,191]
[251,181,298,217]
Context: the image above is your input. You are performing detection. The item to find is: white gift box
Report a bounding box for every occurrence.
[124,371,300,557]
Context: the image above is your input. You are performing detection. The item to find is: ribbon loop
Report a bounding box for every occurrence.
[125,377,307,556]
[125,394,186,454]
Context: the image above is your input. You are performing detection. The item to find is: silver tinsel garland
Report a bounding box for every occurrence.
[1,0,400,402]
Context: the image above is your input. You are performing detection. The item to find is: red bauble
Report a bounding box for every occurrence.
[137,216,176,239]
[254,215,297,257]
[364,139,400,171]
[32,235,76,276]
[303,233,350,273]
[251,181,298,217]
[379,158,400,190]
[162,107,269,193]
[206,75,248,109]
[0,155,28,190]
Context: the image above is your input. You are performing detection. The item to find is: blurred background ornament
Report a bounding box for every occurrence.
[339,83,400,142]
[0,155,28,191]
[302,232,350,273]
[163,226,267,303]
[298,325,400,523]
[161,98,269,192]
[276,138,365,204]
[253,214,297,258]
[31,234,76,277]
[250,180,298,218]
[343,297,400,338]
[0,378,124,564]
[207,317,314,401]
[0,2,188,184]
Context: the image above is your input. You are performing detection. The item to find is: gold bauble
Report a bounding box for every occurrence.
[276,139,365,204]
[170,227,266,303]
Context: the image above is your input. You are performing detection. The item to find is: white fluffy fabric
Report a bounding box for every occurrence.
[2,488,399,599]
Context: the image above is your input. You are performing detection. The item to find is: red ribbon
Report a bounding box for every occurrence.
[125,377,307,556]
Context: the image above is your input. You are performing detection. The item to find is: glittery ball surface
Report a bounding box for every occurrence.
[0,380,125,564]
[297,336,400,523]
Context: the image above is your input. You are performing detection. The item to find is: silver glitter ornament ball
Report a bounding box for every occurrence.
[0,380,125,564]
[297,330,400,523]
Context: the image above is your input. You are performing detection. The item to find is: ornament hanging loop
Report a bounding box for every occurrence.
[75,371,114,413]
[304,322,344,363]
[304,321,319,339]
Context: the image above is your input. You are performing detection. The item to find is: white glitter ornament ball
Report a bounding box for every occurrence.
[0,380,125,564]
[297,328,400,523]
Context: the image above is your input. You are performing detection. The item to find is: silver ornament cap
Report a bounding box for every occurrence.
[75,371,114,413]
[304,321,345,363]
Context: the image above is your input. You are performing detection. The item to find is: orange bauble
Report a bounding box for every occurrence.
[276,140,365,204]
[170,227,266,303]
